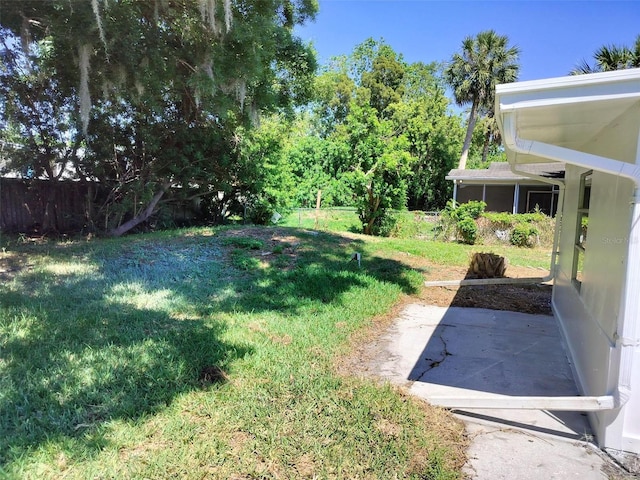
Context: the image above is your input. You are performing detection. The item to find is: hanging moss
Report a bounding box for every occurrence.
[78,43,92,136]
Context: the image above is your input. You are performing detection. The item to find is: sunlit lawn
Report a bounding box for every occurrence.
[1,226,471,479]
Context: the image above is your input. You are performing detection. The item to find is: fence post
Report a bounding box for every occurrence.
[314,189,322,229]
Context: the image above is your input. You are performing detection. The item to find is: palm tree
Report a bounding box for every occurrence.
[444,30,520,169]
[571,35,640,74]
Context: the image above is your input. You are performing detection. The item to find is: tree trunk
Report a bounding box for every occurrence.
[107,183,169,237]
[363,182,380,235]
[458,96,479,170]
[482,128,491,164]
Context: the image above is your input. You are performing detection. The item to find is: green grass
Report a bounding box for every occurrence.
[280,207,362,232]
[281,208,437,239]
[0,227,465,479]
[377,238,553,270]
[282,208,552,270]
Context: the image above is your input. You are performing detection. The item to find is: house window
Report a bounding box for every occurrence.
[572,170,592,291]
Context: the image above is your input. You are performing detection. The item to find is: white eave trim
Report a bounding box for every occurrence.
[500,91,640,112]
[501,113,640,183]
[496,68,640,96]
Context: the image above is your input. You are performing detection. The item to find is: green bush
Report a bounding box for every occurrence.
[375,210,399,237]
[510,223,539,247]
[435,200,486,244]
[455,200,486,220]
[457,217,478,244]
[482,211,547,227]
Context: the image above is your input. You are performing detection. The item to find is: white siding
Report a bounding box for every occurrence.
[553,165,634,447]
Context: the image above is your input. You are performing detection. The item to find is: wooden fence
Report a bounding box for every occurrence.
[0,178,93,234]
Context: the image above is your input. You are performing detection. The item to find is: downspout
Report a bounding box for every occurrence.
[500,110,640,410]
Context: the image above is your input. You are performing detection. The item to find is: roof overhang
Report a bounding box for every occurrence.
[495,68,640,182]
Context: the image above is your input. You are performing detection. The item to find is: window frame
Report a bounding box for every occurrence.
[572,170,592,291]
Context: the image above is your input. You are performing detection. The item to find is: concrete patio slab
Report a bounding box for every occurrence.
[364,304,634,479]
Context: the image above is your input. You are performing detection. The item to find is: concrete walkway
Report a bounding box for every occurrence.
[364,304,634,479]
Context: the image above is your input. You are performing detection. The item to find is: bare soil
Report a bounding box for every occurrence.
[419,262,553,316]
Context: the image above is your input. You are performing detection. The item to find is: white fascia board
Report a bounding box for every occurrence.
[500,92,640,112]
[496,68,640,98]
[496,69,640,178]
[496,68,640,120]
[446,178,549,184]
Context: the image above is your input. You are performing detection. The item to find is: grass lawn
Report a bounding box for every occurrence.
[281,208,553,270]
[280,208,437,240]
[1,226,472,479]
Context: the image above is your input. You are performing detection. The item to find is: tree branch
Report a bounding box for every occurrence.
[106,181,170,237]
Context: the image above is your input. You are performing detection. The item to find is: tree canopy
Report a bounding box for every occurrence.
[571,35,640,74]
[1,0,318,235]
[444,29,519,169]
[281,38,462,234]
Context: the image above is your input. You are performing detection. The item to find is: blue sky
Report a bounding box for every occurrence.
[296,1,640,82]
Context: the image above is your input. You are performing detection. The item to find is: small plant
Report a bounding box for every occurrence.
[222,237,264,250]
[510,223,539,247]
[457,217,478,244]
[455,200,486,220]
[436,200,486,245]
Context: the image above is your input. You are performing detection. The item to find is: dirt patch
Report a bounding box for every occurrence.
[418,283,552,315]
[385,251,552,311]
[417,258,553,315]
[198,365,228,386]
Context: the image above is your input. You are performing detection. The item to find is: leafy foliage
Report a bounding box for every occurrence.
[436,200,486,244]
[282,39,463,234]
[0,0,318,235]
[444,30,519,169]
[571,34,640,74]
[482,211,548,227]
[457,216,478,244]
[510,223,539,247]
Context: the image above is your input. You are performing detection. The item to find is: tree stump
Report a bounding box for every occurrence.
[469,252,508,278]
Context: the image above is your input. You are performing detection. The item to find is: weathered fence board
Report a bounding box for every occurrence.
[0,178,92,234]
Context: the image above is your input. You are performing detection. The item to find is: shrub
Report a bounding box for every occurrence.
[457,217,478,244]
[374,210,399,237]
[510,223,539,247]
[435,200,486,244]
[455,200,486,220]
[479,210,554,247]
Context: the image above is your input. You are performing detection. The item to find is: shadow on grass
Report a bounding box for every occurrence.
[0,227,419,467]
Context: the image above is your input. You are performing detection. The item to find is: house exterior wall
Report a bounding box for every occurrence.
[553,164,636,450]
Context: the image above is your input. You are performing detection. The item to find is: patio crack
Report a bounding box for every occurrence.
[415,334,452,381]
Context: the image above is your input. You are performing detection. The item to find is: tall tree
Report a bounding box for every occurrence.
[0,0,317,235]
[337,89,413,235]
[571,35,640,74]
[444,30,519,170]
[387,62,463,210]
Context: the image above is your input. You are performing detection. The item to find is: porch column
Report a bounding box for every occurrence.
[513,183,520,214]
[453,181,458,204]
